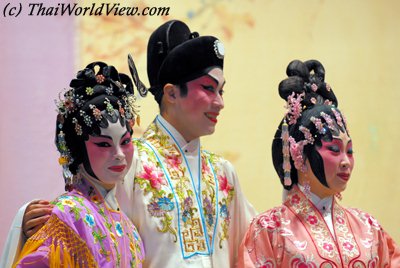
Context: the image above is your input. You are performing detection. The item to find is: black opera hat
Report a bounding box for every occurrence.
[147,20,225,104]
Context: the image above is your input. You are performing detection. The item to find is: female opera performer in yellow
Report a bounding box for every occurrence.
[238,59,400,267]
[14,61,145,267]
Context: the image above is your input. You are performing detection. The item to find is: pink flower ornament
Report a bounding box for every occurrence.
[286,92,305,125]
[288,137,306,172]
[311,83,318,92]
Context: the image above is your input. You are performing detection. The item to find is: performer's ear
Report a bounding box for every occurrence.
[163,83,177,103]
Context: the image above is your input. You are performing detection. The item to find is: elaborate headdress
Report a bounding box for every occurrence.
[55,61,139,190]
[146,20,225,104]
[272,60,349,190]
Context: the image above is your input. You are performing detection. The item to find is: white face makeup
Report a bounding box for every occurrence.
[302,131,354,199]
[317,131,354,195]
[84,121,133,189]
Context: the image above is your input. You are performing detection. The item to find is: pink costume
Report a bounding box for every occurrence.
[238,185,400,267]
[14,175,145,267]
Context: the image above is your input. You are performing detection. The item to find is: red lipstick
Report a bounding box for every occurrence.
[108,165,126,172]
[205,112,219,123]
[337,173,350,181]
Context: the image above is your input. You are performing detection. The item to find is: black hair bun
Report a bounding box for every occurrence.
[278,59,338,109]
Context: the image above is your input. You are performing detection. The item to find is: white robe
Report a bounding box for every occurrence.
[1,115,256,268]
[1,202,30,268]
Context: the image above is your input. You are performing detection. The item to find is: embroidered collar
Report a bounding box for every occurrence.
[298,184,333,214]
[156,114,200,154]
[77,167,120,211]
[285,185,361,265]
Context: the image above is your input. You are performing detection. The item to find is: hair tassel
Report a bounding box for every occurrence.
[281,119,292,186]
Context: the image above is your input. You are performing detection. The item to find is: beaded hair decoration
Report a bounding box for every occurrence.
[55,61,140,189]
[280,80,347,186]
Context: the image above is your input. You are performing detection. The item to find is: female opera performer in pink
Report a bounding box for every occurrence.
[238,59,400,267]
[13,62,145,267]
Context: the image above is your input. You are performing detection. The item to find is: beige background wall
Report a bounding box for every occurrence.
[1,0,398,255]
[79,0,400,242]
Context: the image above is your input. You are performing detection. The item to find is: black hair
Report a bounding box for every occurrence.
[272,60,349,190]
[55,62,136,187]
[147,20,223,105]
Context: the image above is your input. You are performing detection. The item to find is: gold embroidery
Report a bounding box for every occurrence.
[136,120,234,254]
[182,218,207,252]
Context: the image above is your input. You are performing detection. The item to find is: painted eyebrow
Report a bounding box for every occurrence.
[96,131,129,140]
[205,74,226,88]
[331,137,352,145]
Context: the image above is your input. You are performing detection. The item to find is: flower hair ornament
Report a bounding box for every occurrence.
[273,59,355,194]
[285,92,305,125]
[55,61,139,190]
[281,97,347,187]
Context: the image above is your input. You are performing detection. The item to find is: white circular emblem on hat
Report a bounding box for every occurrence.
[214,40,225,59]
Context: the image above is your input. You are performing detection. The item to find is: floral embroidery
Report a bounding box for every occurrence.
[291,194,300,204]
[220,204,228,218]
[368,256,379,267]
[205,151,235,248]
[286,186,360,265]
[363,213,381,230]
[334,205,360,261]
[110,232,116,243]
[218,175,232,196]
[61,199,76,208]
[323,243,334,252]
[183,196,195,223]
[115,222,123,237]
[336,215,345,225]
[51,179,144,266]
[58,195,72,200]
[84,213,95,227]
[158,197,175,211]
[258,213,282,231]
[254,256,276,268]
[360,238,373,249]
[290,254,318,268]
[202,159,211,173]
[203,197,214,226]
[343,241,354,251]
[307,215,318,225]
[285,187,341,262]
[165,153,182,170]
[134,121,235,255]
[139,163,166,190]
[294,240,307,251]
[148,201,165,217]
